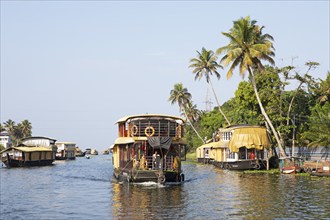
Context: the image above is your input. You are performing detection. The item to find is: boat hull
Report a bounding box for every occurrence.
[197,158,214,164]
[114,168,184,183]
[2,158,54,168]
[310,172,330,177]
[213,160,266,170]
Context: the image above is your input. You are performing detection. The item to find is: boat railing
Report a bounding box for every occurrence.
[129,121,182,138]
[138,155,176,171]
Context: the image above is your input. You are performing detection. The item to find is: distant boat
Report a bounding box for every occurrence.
[0,146,55,167]
[85,155,91,159]
[91,149,98,155]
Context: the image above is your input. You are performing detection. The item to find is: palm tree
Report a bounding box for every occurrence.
[168,83,205,143]
[302,102,330,160]
[20,120,32,138]
[189,48,231,125]
[4,119,16,135]
[185,101,201,123]
[216,16,286,158]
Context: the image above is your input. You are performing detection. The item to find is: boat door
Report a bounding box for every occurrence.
[204,148,210,159]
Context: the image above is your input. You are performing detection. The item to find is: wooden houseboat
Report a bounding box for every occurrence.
[1,146,55,167]
[112,114,186,183]
[197,125,271,170]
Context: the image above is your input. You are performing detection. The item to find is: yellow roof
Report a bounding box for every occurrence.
[1,146,52,153]
[115,114,185,124]
[220,124,263,132]
[197,141,228,149]
[228,127,271,153]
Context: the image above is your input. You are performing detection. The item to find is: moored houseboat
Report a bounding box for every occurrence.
[197,124,272,170]
[1,146,56,167]
[112,114,186,183]
[196,141,216,164]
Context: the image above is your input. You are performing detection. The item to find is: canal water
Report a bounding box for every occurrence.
[1,155,329,219]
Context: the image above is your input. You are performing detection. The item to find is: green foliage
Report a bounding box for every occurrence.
[301,102,330,159]
[1,119,32,146]
[172,16,329,157]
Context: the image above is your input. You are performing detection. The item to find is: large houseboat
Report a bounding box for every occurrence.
[112,114,186,183]
[196,124,272,170]
[1,145,56,167]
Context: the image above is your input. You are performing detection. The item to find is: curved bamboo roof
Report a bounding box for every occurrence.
[115,114,185,124]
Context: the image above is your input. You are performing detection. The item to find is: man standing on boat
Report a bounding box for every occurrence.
[153,151,161,170]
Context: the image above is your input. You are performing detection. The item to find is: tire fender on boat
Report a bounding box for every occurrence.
[158,174,165,184]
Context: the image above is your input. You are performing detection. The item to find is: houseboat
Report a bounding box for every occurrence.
[112,114,186,183]
[197,124,272,170]
[55,142,76,160]
[1,145,55,167]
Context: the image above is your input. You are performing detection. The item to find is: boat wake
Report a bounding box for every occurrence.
[135,181,166,188]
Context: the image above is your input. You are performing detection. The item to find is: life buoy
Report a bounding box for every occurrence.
[131,125,138,136]
[145,126,155,137]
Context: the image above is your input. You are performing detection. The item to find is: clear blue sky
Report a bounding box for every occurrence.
[1,1,329,151]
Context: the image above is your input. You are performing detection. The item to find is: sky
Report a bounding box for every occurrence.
[1,1,329,151]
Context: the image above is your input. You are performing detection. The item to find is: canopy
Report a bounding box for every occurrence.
[115,114,184,124]
[228,127,271,153]
[114,137,135,145]
[148,137,172,150]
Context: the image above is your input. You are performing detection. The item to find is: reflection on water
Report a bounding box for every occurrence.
[112,182,186,219]
[1,156,330,219]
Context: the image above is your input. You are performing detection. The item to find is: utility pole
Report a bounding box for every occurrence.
[204,87,213,112]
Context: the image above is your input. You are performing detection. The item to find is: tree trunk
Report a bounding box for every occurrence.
[182,108,205,143]
[286,82,303,126]
[248,68,286,158]
[209,78,231,125]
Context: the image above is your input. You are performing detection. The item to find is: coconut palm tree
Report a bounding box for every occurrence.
[216,16,286,157]
[4,119,16,135]
[168,83,204,143]
[20,119,32,138]
[302,102,330,160]
[189,48,231,125]
[185,101,201,123]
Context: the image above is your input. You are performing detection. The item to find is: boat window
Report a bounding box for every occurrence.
[228,152,236,159]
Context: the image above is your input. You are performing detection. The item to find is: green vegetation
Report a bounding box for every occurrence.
[169,16,330,160]
[1,119,33,146]
[185,152,196,161]
[243,169,280,174]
